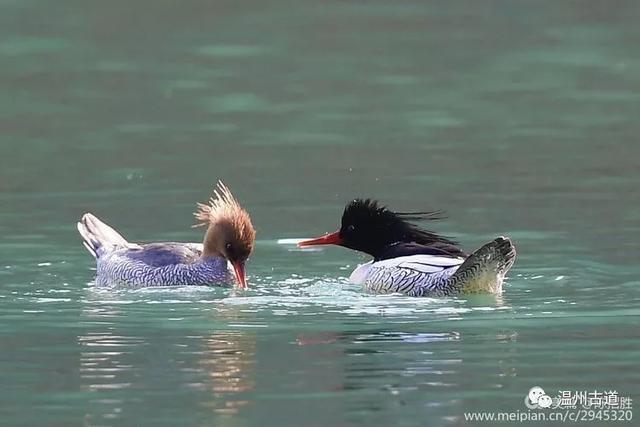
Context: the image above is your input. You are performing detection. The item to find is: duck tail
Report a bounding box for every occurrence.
[449,236,517,294]
[77,213,130,258]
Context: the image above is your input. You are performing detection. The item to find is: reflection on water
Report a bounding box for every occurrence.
[200,330,254,414]
[2,257,638,427]
[199,307,256,416]
[79,332,139,391]
[78,299,259,423]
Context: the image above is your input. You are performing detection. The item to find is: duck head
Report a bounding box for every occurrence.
[195,181,256,289]
[298,198,460,258]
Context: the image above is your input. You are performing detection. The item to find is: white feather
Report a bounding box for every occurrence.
[374,254,464,270]
[348,254,465,284]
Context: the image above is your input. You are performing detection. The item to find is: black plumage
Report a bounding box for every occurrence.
[338,199,466,259]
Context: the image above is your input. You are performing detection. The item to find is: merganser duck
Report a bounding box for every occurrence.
[298,199,516,296]
[77,181,255,288]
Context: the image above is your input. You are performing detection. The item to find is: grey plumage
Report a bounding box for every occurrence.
[95,249,232,287]
[443,236,516,295]
[77,213,233,287]
[77,213,134,258]
[363,267,458,296]
[357,237,517,296]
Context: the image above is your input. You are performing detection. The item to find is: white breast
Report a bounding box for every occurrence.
[349,254,465,284]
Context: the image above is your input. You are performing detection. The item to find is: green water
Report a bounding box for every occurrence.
[1,1,639,426]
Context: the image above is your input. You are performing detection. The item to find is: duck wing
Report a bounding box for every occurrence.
[371,253,465,274]
[376,242,467,261]
[123,243,202,267]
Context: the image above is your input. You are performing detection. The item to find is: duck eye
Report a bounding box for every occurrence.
[346,225,355,233]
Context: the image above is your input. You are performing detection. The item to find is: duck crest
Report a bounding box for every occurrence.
[194,181,255,251]
[342,198,459,248]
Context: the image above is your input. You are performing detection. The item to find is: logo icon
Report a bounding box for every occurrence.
[525,386,553,409]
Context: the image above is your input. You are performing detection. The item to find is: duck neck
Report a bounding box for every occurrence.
[202,224,223,258]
